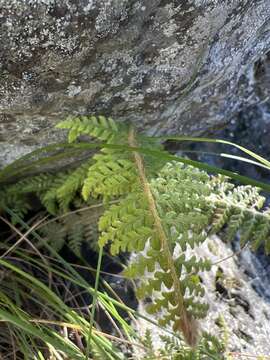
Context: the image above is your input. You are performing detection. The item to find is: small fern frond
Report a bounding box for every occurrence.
[1,173,59,201]
[99,192,152,253]
[39,222,66,252]
[82,155,138,200]
[1,194,31,224]
[0,173,62,221]
[68,223,84,257]
[39,208,101,254]
[56,161,91,211]
[56,115,125,143]
[159,331,225,359]
[209,185,270,253]
[40,175,68,215]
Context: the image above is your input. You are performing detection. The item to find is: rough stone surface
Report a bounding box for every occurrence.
[1,0,270,165]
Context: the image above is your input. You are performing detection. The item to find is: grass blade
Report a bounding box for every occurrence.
[154,135,270,168]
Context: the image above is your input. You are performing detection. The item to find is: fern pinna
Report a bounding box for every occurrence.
[1,115,270,346]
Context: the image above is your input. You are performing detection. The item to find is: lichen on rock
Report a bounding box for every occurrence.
[1,0,270,164]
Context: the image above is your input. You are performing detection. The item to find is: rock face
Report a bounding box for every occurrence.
[1,0,270,165]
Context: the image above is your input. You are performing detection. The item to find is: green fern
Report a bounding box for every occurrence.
[56,115,125,143]
[209,184,270,253]
[82,153,138,200]
[39,221,66,252]
[0,173,53,215]
[159,332,226,359]
[142,331,226,359]
[39,209,101,256]
[2,115,270,348]
[91,126,212,345]
[55,161,91,212]
[1,162,93,216]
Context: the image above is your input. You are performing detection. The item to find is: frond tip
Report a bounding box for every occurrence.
[209,185,270,254]
[56,115,124,143]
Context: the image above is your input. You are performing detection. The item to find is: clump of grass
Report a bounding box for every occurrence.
[0,207,230,359]
[0,209,138,359]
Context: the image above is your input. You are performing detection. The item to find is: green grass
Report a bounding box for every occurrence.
[0,205,231,359]
[0,208,190,359]
[0,210,133,359]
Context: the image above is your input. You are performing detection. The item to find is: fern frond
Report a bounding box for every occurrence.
[127,130,211,345]
[3,114,270,349]
[40,174,68,215]
[159,331,225,359]
[39,208,101,254]
[99,192,152,253]
[39,222,66,252]
[1,173,57,195]
[56,115,125,143]
[209,186,270,253]
[95,128,215,345]
[4,161,94,214]
[68,223,84,257]
[1,195,31,224]
[0,174,59,221]
[82,154,138,200]
[56,161,91,211]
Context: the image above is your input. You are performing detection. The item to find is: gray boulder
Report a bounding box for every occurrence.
[1,0,270,165]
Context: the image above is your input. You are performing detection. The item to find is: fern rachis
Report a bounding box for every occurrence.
[128,127,198,346]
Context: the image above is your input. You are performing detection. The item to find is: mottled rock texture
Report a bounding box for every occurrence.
[0,0,270,165]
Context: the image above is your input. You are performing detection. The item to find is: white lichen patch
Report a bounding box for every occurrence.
[67,85,81,97]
